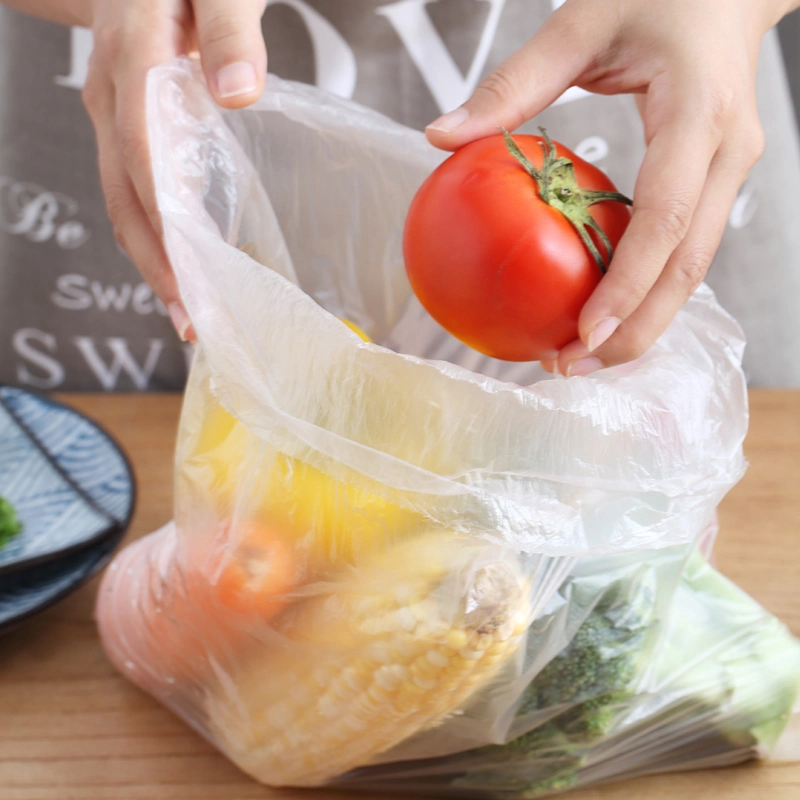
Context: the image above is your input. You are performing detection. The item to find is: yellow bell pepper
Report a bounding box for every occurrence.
[183,320,422,571]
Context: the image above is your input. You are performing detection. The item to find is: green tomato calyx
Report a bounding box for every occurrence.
[501,128,632,275]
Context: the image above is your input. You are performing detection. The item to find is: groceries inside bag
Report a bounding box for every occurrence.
[96,58,800,794]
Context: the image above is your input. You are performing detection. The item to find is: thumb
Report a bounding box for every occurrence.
[195,0,269,108]
[425,3,607,150]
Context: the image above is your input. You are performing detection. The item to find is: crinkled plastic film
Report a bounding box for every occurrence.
[96,57,800,794]
[338,545,800,796]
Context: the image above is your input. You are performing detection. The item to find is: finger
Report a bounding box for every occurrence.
[112,8,193,233]
[425,0,615,149]
[101,144,194,342]
[88,72,194,341]
[574,91,726,357]
[539,355,559,376]
[634,91,646,121]
[193,0,268,108]
[559,134,761,376]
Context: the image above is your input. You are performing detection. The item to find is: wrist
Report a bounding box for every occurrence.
[65,0,94,28]
[1,0,94,27]
[767,0,800,27]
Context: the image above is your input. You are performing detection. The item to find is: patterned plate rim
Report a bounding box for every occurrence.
[0,525,128,635]
[0,386,137,576]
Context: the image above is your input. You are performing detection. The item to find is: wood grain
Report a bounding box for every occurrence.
[0,390,798,800]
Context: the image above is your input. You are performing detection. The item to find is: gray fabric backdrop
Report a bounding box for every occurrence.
[779,10,800,132]
[1,0,799,391]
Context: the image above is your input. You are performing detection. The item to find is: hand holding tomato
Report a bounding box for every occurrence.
[425,0,797,376]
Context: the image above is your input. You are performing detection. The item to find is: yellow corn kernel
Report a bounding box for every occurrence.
[205,534,530,787]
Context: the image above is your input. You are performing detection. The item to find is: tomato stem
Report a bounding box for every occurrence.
[501,128,632,275]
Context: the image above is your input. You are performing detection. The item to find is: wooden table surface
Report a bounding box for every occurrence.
[0,390,798,800]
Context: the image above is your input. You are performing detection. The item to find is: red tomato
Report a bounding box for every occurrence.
[404,131,632,361]
[96,533,225,688]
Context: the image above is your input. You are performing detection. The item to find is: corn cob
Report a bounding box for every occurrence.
[205,534,530,786]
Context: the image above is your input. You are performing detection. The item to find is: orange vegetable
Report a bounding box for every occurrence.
[203,523,296,618]
[96,531,220,688]
[98,522,298,690]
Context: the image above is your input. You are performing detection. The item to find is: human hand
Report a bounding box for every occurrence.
[81,0,268,341]
[426,0,798,376]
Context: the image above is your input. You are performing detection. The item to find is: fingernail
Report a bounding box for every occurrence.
[539,351,560,376]
[168,302,191,342]
[426,106,469,134]
[587,317,621,352]
[216,61,258,99]
[566,356,604,378]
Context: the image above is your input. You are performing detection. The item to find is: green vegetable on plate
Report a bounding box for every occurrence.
[0,496,23,547]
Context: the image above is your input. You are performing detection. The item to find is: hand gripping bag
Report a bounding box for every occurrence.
[96,58,800,794]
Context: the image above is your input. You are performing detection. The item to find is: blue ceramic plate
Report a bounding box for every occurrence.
[0,528,126,634]
[0,386,135,574]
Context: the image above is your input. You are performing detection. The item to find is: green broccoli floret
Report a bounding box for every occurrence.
[0,496,22,547]
[449,549,800,798]
[519,595,649,736]
[446,576,656,797]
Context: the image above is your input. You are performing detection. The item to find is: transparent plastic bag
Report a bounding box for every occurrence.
[95,57,799,792]
[336,544,800,797]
